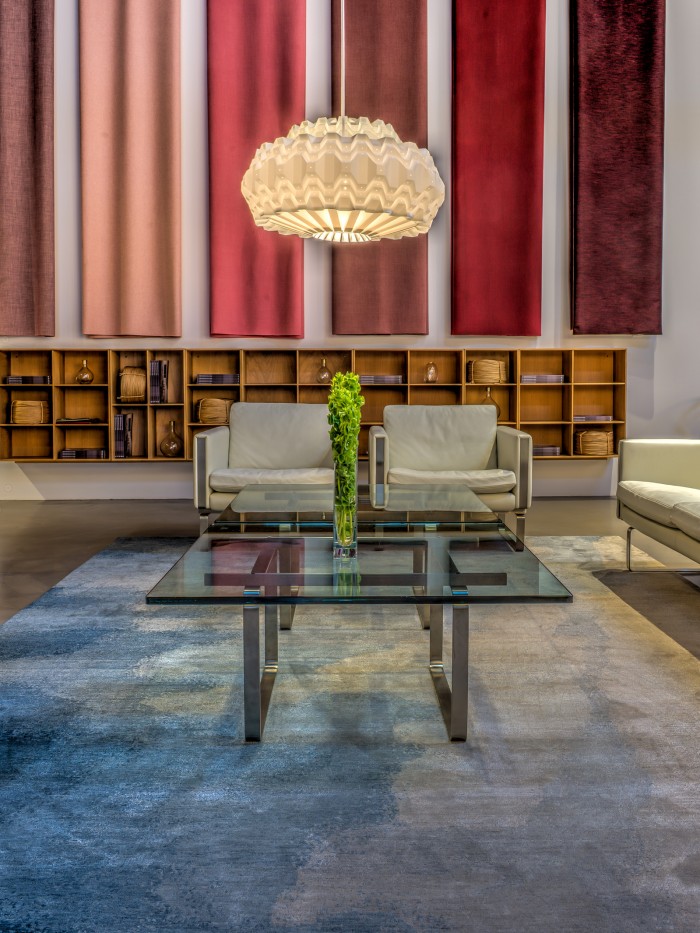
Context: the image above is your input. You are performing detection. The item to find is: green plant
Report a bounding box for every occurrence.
[327,372,364,546]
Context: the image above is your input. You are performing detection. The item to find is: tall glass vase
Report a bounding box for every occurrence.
[333,459,358,558]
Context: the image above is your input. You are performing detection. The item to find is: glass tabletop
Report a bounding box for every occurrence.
[211,483,502,532]
[147,530,572,606]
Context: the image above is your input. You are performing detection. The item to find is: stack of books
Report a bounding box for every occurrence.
[533,445,562,456]
[520,374,566,384]
[5,375,50,384]
[56,417,101,425]
[573,414,613,422]
[359,374,403,385]
[194,373,239,384]
[58,448,107,459]
[113,412,134,458]
[149,359,169,403]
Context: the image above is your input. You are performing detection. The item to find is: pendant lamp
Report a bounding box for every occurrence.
[241,1,445,244]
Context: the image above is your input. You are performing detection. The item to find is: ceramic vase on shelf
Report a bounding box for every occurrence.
[480,385,501,419]
[159,420,183,458]
[316,358,332,384]
[75,359,94,384]
[424,361,438,383]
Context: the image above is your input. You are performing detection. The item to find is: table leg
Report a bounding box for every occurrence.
[279,542,296,630]
[429,603,469,742]
[243,602,279,742]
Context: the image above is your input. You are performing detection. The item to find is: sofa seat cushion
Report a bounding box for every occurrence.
[617,480,700,528]
[670,499,700,540]
[210,467,334,493]
[387,467,517,494]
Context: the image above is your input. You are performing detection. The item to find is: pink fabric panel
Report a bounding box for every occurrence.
[208,0,305,338]
[331,0,429,336]
[452,0,546,336]
[79,0,181,337]
[0,0,54,336]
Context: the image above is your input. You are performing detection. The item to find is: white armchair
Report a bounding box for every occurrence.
[369,405,532,540]
[194,402,333,524]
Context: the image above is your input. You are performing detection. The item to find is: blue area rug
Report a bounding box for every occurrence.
[1,536,699,932]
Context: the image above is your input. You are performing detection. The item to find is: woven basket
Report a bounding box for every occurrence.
[119,367,146,402]
[11,400,50,424]
[466,358,508,384]
[574,430,614,456]
[197,397,233,424]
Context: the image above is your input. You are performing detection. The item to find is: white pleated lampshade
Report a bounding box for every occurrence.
[241,116,445,243]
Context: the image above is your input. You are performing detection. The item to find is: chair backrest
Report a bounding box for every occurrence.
[228,402,332,469]
[383,405,497,471]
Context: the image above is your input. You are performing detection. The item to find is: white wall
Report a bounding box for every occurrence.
[2,0,698,500]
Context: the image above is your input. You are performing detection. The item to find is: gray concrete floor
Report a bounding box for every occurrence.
[0,497,628,625]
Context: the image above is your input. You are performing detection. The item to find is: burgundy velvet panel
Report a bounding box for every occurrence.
[331,0,428,335]
[0,0,54,336]
[80,0,181,337]
[451,0,545,336]
[208,0,305,338]
[570,0,665,335]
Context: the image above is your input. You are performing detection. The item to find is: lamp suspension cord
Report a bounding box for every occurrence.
[340,0,346,121]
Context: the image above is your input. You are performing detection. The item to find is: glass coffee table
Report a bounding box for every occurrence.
[147,485,571,742]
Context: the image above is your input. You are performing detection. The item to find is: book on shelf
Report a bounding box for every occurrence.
[533,445,562,456]
[359,374,403,385]
[5,375,50,384]
[56,417,102,425]
[149,359,169,403]
[520,374,566,384]
[194,373,239,385]
[58,448,107,459]
[573,414,613,422]
[113,412,134,458]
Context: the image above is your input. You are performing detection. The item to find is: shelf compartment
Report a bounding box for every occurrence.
[519,349,571,383]
[244,386,298,404]
[298,350,352,384]
[521,424,572,457]
[354,349,406,381]
[409,350,461,385]
[519,385,571,422]
[150,408,186,459]
[299,386,332,404]
[409,386,461,407]
[464,350,516,385]
[190,387,239,425]
[1,387,52,425]
[361,387,407,423]
[55,425,109,459]
[0,350,52,384]
[244,351,296,385]
[464,385,515,421]
[572,349,626,384]
[149,351,184,404]
[111,351,148,404]
[0,425,53,460]
[55,350,109,385]
[187,350,240,385]
[55,386,109,423]
[112,406,148,459]
[572,385,623,421]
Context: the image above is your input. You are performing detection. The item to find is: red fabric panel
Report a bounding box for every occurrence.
[451,0,545,336]
[331,0,428,336]
[570,0,665,335]
[0,0,54,336]
[80,0,181,337]
[208,0,305,338]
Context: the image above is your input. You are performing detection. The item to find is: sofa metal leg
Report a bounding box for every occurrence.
[199,511,211,535]
[514,511,526,551]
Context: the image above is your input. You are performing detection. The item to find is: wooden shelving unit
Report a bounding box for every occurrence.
[0,348,626,462]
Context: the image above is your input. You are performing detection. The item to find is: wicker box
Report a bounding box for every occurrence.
[466,358,508,384]
[10,400,51,424]
[197,397,233,424]
[574,430,614,456]
[119,367,146,402]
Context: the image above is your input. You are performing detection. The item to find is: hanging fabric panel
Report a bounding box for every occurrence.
[331,0,428,336]
[0,0,54,336]
[208,0,305,338]
[570,0,665,335]
[79,0,181,337]
[451,0,546,336]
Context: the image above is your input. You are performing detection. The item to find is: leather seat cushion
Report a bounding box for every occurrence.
[210,467,334,493]
[617,480,700,528]
[387,467,517,494]
[670,499,700,539]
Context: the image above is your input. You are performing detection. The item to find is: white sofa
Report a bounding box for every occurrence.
[194,402,333,521]
[369,405,532,539]
[617,439,700,567]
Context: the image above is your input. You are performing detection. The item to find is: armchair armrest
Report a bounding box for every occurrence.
[618,439,700,489]
[496,426,532,510]
[369,425,388,487]
[193,425,230,510]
